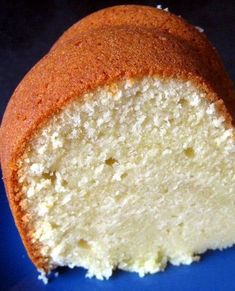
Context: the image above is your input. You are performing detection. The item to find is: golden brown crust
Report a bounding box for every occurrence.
[53,5,216,55]
[0,5,234,272]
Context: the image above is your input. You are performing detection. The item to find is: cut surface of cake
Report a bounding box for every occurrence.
[0,5,235,280]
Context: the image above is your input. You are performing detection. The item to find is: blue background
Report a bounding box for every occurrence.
[0,0,235,290]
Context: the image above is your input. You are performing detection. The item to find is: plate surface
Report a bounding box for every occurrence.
[1,175,235,291]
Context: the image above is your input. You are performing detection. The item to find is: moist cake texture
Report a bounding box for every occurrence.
[18,77,235,279]
[1,5,235,280]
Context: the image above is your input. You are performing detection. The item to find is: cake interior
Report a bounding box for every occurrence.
[18,77,235,279]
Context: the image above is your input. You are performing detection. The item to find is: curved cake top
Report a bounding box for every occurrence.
[53,5,210,51]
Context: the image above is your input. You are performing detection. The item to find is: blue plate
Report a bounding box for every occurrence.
[1,174,235,291]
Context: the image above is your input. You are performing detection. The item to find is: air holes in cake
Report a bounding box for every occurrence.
[115,192,127,202]
[179,98,188,107]
[78,239,90,250]
[121,172,128,179]
[62,179,68,187]
[42,172,56,183]
[105,157,118,166]
[42,172,50,179]
[97,131,105,139]
[169,118,174,124]
[184,147,195,158]
[135,91,142,99]
[162,187,169,194]
[51,222,59,229]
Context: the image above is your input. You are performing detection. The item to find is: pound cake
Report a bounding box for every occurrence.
[1,5,235,280]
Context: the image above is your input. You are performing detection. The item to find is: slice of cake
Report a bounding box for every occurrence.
[1,5,235,280]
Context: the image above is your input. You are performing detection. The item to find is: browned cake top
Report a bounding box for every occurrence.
[53,5,214,50]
